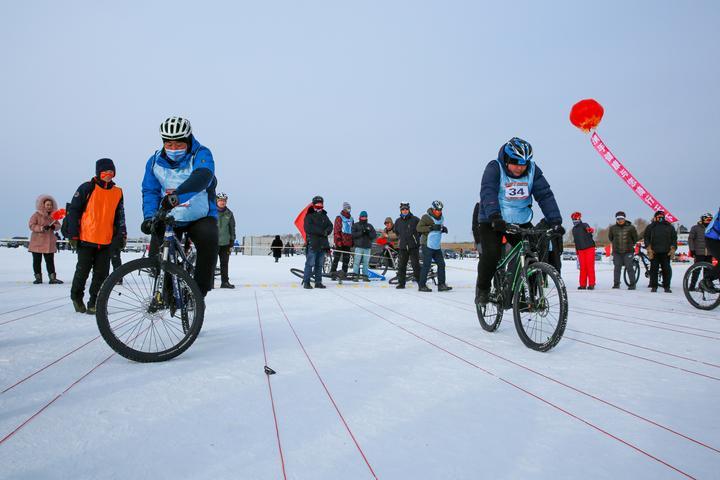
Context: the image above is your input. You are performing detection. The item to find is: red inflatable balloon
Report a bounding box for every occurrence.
[51,208,66,221]
[570,99,604,132]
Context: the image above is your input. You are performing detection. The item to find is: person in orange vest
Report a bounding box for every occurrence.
[66,158,126,314]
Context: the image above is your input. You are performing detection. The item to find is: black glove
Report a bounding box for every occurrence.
[551,224,566,236]
[160,193,180,211]
[441,226,448,234]
[140,219,153,235]
[431,224,443,231]
[490,215,506,233]
[43,225,53,231]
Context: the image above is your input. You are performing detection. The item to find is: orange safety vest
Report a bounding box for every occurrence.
[79,184,123,246]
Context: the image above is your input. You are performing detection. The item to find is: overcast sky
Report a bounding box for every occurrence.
[1,0,717,241]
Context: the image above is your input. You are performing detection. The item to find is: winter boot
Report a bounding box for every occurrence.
[418,285,432,292]
[611,283,620,289]
[628,284,636,290]
[475,289,489,306]
[577,286,586,290]
[437,284,453,292]
[361,275,370,282]
[701,278,720,293]
[664,288,672,293]
[33,273,42,284]
[587,285,595,290]
[72,298,87,313]
[86,297,97,315]
[651,287,658,293]
[395,283,406,289]
[303,282,313,289]
[49,273,63,284]
[220,281,235,289]
[315,283,327,289]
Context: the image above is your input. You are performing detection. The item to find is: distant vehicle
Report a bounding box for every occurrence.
[7,236,29,248]
[465,250,478,259]
[562,250,577,261]
[443,249,458,259]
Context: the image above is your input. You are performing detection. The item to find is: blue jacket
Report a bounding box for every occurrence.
[706,208,720,241]
[478,147,562,225]
[142,136,217,224]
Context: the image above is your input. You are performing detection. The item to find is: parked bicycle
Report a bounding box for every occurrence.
[624,247,662,288]
[476,225,568,352]
[682,261,720,310]
[95,210,205,362]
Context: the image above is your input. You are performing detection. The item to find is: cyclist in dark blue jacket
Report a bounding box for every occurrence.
[475,137,563,305]
[141,117,219,296]
[701,207,720,292]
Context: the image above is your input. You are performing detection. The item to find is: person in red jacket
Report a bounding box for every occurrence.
[571,211,596,290]
[330,201,354,280]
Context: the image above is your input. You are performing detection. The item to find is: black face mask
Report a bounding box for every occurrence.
[656,216,665,223]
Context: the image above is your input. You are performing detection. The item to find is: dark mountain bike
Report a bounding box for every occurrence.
[476,225,568,352]
[95,210,205,362]
[624,248,662,288]
[683,262,720,310]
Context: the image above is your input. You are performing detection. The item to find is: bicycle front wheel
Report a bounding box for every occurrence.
[95,257,205,363]
[623,259,640,287]
[683,262,720,310]
[513,262,568,352]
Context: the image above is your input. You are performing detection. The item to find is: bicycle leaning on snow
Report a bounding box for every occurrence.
[682,261,720,310]
[95,209,205,362]
[476,225,568,352]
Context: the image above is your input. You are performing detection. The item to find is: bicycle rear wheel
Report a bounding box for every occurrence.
[477,271,505,332]
[513,262,568,352]
[683,262,720,310]
[95,257,205,362]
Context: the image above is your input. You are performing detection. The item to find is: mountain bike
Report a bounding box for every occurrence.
[476,225,568,352]
[682,261,720,310]
[623,248,661,288]
[95,210,205,362]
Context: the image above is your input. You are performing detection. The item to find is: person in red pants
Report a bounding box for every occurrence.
[571,211,596,290]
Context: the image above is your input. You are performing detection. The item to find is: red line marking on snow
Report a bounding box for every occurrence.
[336,292,698,479]
[0,353,114,446]
[571,294,720,320]
[270,290,378,479]
[0,304,66,326]
[1,335,103,394]
[572,305,720,335]
[255,292,287,480]
[0,296,67,316]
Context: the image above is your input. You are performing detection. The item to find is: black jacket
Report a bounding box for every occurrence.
[472,203,481,244]
[65,177,126,248]
[394,213,421,250]
[271,237,284,258]
[644,221,677,254]
[608,222,638,255]
[303,207,333,251]
[351,220,377,249]
[571,222,595,251]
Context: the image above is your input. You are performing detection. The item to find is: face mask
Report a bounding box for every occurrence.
[165,148,186,160]
[100,171,115,182]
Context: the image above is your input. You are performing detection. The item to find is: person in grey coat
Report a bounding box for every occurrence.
[688,212,714,290]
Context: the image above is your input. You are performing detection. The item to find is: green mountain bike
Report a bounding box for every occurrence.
[476,225,568,352]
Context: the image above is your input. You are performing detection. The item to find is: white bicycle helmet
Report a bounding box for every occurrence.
[160,116,192,141]
[216,192,228,200]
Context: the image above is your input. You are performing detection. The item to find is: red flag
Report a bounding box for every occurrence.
[294,204,312,242]
[51,209,67,221]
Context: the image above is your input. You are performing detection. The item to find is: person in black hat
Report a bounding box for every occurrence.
[65,158,126,314]
[643,210,677,293]
[302,195,333,288]
[608,210,638,289]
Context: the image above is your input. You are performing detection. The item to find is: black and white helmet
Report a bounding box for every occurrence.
[216,192,228,200]
[432,200,444,210]
[160,116,192,141]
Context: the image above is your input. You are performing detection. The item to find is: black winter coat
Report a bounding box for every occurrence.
[304,208,333,251]
[472,203,481,244]
[394,213,420,250]
[571,222,595,251]
[608,222,638,255]
[351,221,377,249]
[271,237,284,258]
[644,221,677,254]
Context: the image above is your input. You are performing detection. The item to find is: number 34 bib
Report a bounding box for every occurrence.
[504,181,530,200]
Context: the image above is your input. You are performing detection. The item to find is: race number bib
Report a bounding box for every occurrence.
[504,181,529,200]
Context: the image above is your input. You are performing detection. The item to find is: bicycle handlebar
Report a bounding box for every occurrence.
[505,224,560,238]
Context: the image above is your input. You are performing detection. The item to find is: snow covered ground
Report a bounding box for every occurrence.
[0,248,718,479]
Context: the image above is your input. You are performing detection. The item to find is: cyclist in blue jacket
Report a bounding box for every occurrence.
[701,207,720,293]
[141,117,219,296]
[475,137,563,305]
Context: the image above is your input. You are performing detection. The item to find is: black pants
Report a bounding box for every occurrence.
[706,238,720,281]
[420,246,446,286]
[218,245,231,282]
[71,245,111,302]
[331,245,351,275]
[32,252,56,275]
[397,247,421,285]
[477,222,528,291]
[111,246,122,271]
[689,254,713,287]
[649,252,672,289]
[150,216,219,296]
